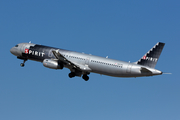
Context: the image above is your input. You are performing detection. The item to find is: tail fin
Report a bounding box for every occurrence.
[136,42,165,68]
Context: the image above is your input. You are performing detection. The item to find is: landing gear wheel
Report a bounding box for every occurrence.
[20,63,25,67]
[68,72,75,78]
[20,59,27,67]
[82,75,89,81]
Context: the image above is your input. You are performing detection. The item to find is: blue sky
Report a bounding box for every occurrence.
[0,0,179,120]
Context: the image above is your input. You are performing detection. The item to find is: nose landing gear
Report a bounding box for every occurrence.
[20,63,24,67]
[20,59,27,67]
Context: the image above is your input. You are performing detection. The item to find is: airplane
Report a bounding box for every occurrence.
[10,42,165,81]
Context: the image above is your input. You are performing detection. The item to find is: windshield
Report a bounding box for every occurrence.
[15,45,18,47]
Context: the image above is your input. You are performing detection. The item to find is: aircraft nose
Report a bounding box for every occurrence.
[10,47,17,55]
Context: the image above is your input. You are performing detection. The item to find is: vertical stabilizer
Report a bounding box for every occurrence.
[136,42,165,68]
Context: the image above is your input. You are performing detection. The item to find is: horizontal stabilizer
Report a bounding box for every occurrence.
[140,67,152,73]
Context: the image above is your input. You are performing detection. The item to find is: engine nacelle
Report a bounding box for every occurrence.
[43,59,63,69]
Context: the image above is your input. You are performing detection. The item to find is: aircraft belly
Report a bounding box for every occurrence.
[89,63,125,77]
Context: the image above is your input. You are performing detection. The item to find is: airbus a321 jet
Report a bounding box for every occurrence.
[10,42,165,81]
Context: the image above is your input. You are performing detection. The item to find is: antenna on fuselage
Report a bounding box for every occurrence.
[29,41,31,43]
[106,56,108,58]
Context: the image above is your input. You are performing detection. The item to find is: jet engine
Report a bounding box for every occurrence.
[43,59,63,69]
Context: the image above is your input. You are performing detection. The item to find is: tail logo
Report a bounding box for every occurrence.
[143,55,158,62]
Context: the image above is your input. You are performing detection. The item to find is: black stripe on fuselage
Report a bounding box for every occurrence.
[22,44,67,62]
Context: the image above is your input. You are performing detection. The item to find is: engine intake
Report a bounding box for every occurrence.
[43,59,63,69]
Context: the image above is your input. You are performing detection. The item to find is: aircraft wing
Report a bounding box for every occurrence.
[52,50,91,72]
[73,62,91,71]
[52,50,70,65]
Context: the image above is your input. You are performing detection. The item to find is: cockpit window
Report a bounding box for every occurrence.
[15,45,18,47]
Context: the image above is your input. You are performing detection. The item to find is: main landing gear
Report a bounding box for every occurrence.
[82,74,89,81]
[20,59,27,67]
[68,72,89,81]
[68,72,76,78]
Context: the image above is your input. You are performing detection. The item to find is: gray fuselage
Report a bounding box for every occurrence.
[10,43,162,79]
